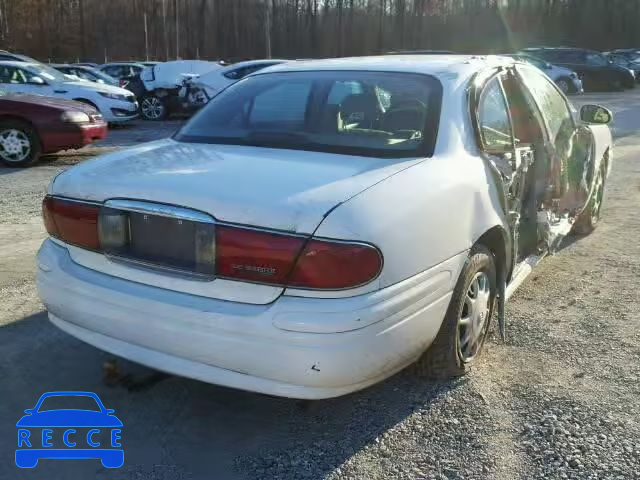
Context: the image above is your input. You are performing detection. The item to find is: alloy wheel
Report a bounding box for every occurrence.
[141,96,165,120]
[590,166,605,225]
[457,271,491,362]
[0,128,31,163]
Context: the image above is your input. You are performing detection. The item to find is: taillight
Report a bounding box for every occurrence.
[289,239,383,289]
[42,196,100,250]
[42,196,383,290]
[216,225,305,285]
[216,225,382,289]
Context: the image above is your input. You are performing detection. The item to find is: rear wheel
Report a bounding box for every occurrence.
[415,245,496,378]
[0,120,41,167]
[573,162,606,234]
[140,94,167,121]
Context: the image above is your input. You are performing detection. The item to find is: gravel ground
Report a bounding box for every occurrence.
[0,94,638,479]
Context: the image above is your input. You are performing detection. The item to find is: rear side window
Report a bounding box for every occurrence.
[176,71,443,158]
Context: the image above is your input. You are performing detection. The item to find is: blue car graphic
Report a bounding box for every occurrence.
[16,391,123,468]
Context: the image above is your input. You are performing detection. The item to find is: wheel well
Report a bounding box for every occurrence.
[475,226,510,283]
[0,115,41,147]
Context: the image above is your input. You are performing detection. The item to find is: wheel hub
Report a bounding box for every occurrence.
[0,129,30,162]
[142,98,164,119]
[458,271,491,362]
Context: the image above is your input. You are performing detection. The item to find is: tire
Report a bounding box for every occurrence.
[415,245,497,378]
[556,77,572,94]
[0,120,41,167]
[140,94,167,121]
[573,161,606,235]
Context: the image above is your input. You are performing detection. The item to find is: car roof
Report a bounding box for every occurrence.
[0,60,41,68]
[102,62,146,67]
[258,55,515,80]
[227,59,288,67]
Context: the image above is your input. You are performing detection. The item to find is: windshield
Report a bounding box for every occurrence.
[30,64,68,82]
[175,71,442,158]
[586,53,608,66]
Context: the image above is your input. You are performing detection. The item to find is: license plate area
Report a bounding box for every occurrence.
[99,200,215,279]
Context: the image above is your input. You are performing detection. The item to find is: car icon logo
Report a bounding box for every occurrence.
[15,391,123,468]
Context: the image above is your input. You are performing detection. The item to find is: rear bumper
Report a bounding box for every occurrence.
[37,240,458,399]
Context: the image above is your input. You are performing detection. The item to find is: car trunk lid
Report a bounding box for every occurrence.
[51,139,421,303]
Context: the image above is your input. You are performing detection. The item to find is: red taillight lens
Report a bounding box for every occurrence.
[289,239,382,289]
[42,196,383,290]
[42,196,100,250]
[216,225,382,289]
[216,225,306,284]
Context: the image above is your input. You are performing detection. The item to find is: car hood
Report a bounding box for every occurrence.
[16,410,123,427]
[51,139,424,234]
[3,93,97,113]
[62,80,133,96]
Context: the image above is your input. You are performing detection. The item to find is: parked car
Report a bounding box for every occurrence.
[51,64,119,86]
[505,53,582,94]
[37,55,612,399]
[0,61,138,123]
[522,47,635,91]
[133,60,220,120]
[604,52,640,81]
[0,49,41,63]
[0,87,106,167]
[98,62,147,87]
[181,59,288,109]
[604,48,640,62]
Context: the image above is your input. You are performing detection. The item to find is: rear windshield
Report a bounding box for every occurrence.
[175,71,442,158]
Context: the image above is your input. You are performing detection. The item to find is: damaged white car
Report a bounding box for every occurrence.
[181,59,288,109]
[37,56,612,399]
[133,60,221,120]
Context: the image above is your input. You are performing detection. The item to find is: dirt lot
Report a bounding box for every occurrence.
[0,94,639,480]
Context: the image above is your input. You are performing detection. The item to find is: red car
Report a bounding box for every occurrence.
[0,91,107,167]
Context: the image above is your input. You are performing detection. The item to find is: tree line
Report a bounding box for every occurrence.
[1,0,640,63]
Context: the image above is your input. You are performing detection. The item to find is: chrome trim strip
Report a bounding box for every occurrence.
[104,199,215,224]
[105,254,216,282]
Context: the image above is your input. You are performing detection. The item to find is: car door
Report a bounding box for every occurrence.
[584,52,614,85]
[515,65,595,221]
[0,65,54,96]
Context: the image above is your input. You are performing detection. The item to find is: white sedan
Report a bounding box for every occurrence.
[37,55,612,399]
[0,61,138,123]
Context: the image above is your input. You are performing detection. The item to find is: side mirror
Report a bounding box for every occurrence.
[580,104,612,125]
[28,76,45,85]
